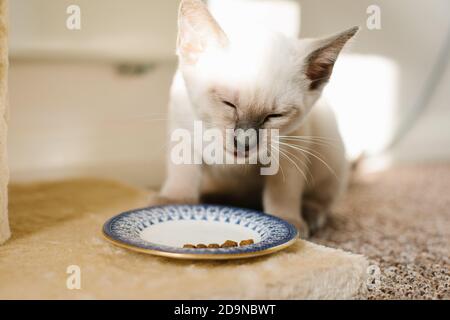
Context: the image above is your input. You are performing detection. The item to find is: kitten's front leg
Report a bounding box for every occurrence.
[263,162,309,238]
[152,162,201,205]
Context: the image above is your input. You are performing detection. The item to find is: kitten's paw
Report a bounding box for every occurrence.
[148,194,172,206]
[148,193,198,206]
[302,201,328,235]
[278,216,310,239]
[296,222,310,239]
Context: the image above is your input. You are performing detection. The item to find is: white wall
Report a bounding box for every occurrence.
[10,0,180,63]
[299,0,450,158]
[390,54,450,163]
[8,61,177,188]
[9,0,182,188]
[7,0,450,188]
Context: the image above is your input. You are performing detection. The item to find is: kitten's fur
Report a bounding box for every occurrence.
[152,0,358,238]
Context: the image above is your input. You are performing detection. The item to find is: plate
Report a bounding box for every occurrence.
[102,205,299,260]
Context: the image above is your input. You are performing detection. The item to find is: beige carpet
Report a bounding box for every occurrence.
[0,179,368,300]
[313,164,450,299]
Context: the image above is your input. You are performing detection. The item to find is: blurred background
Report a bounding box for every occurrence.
[7,0,450,188]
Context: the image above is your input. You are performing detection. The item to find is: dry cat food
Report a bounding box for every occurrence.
[239,239,255,246]
[221,240,238,248]
[183,239,254,249]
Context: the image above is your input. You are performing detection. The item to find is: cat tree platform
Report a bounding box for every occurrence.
[1,178,368,299]
[0,0,10,245]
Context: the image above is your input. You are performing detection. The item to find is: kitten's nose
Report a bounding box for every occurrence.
[234,128,259,151]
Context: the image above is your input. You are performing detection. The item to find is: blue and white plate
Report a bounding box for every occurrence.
[103,205,299,260]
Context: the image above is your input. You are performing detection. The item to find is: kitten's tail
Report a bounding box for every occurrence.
[351,153,365,173]
[348,153,366,185]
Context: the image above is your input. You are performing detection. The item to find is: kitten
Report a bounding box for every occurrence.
[151,0,358,238]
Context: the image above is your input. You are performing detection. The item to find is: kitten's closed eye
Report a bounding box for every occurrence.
[264,114,284,122]
[222,101,237,109]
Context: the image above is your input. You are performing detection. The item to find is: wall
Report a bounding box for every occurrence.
[299,0,450,157]
[7,0,450,188]
[8,61,176,188]
[9,0,180,63]
[390,54,450,163]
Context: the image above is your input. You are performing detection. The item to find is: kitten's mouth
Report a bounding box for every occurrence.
[224,139,259,160]
[223,148,252,159]
[234,149,249,158]
[232,147,258,159]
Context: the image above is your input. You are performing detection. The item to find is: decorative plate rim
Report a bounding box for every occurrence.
[102,204,299,260]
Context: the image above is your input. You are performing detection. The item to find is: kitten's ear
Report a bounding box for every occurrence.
[304,27,359,90]
[177,0,229,64]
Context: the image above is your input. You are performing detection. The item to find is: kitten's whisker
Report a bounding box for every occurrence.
[278,141,338,180]
[270,145,286,182]
[278,135,340,142]
[272,139,312,165]
[287,142,329,160]
[282,142,338,180]
[278,138,341,159]
[278,136,341,149]
[278,145,313,183]
[277,147,309,182]
[285,141,337,156]
[279,138,336,148]
[279,140,326,161]
[273,140,310,181]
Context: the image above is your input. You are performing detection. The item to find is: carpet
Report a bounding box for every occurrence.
[0,179,368,300]
[313,164,449,299]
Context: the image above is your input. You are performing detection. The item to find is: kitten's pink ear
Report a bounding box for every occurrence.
[304,27,359,90]
[177,0,229,64]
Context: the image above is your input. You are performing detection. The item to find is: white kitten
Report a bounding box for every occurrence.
[152,0,358,238]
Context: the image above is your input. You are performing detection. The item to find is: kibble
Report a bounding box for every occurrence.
[240,239,254,246]
[221,240,238,248]
[183,239,254,249]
